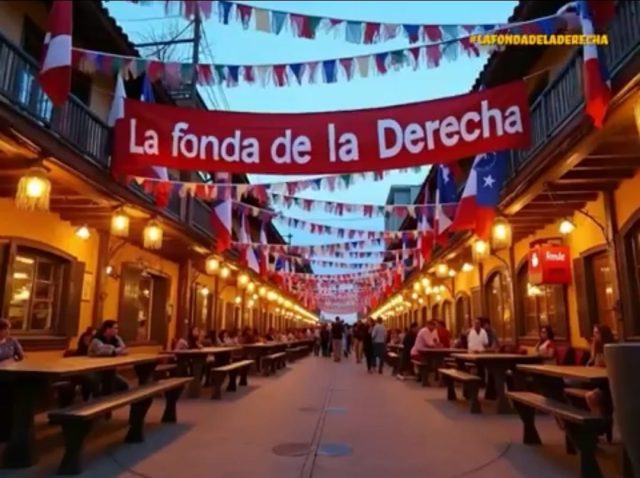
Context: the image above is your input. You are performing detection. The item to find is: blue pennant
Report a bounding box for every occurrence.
[219,1,232,24]
[289,63,304,84]
[271,11,287,34]
[346,21,363,44]
[323,60,337,83]
[227,65,240,83]
[402,24,420,43]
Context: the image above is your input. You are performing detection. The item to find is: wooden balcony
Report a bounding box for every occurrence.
[504,0,640,184]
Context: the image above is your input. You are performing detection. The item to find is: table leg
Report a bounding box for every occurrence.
[216,352,231,367]
[492,366,513,414]
[3,379,45,468]
[484,365,497,400]
[134,362,157,385]
[185,357,206,399]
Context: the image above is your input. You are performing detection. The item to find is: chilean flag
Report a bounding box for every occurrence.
[578,0,611,128]
[258,223,269,278]
[434,165,457,246]
[39,0,72,106]
[211,197,232,253]
[451,152,507,240]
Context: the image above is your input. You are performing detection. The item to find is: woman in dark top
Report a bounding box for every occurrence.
[76,327,95,356]
[363,318,374,373]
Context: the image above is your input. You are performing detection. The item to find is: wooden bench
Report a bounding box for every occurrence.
[262,352,287,376]
[439,368,483,414]
[153,363,178,380]
[412,360,430,387]
[210,360,254,399]
[48,377,191,475]
[563,387,613,443]
[507,391,611,478]
[386,352,399,375]
[286,347,305,363]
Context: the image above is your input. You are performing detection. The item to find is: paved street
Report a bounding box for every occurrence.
[3,356,622,478]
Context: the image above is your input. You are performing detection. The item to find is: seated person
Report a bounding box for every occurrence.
[467,319,489,352]
[410,321,440,361]
[0,319,24,362]
[89,320,129,392]
[585,324,614,415]
[175,326,204,350]
[534,325,556,364]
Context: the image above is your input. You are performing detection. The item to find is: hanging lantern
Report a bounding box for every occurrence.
[110,208,130,237]
[491,217,512,251]
[220,266,231,279]
[205,255,220,275]
[462,262,474,272]
[559,218,576,235]
[15,166,51,212]
[472,239,489,263]
[237,273,249,289]
[435,263,449,278]
[75,225,91,240]
[143,219,163,250]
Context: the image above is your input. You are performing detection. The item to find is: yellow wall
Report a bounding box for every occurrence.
[615,168,640,228]
[0,198,98,338]
[103,240,180,347]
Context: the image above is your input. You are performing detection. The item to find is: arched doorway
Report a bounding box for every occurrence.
[455,293,471,336]
[431,303,440,323]
[442,300,453,330]
[485,270,513,342]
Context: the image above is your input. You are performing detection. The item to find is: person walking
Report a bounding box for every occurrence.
[371,318,386,374]
[353,320,365,363]
[344,325,353,358]
[331,317,344,362]
[397,322,419,380]
[320,324,330,357]
[363,318,375,373]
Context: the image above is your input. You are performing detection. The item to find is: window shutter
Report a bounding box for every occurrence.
[62,261,85,338]
[118,265,143,342]
[150,277,169,348]
[573,257,593,338]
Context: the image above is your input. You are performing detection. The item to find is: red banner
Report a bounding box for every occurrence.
[113,81,530,175]
[529,244,572,285]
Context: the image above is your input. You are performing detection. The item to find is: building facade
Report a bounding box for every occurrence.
[378,1,640,349]
[0,1,314,358]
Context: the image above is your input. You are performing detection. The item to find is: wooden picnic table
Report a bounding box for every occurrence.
[243,342,288,372]
[452,353,544,414]
[0,353,162,468]
[418,348,466,386]
[515,364,609,401]
[171,347,242,398]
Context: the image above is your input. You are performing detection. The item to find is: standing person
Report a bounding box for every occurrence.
[320,324,330,357]
[89,320,129,392]
[344,325,353,358]
[353,320,365,363]
[363,318,375,373]
[481,317,500,351]
[398,322,418,380]
[371,318,386,374]
[331,317,344,362]
[313,326,321,356]
[467,318,489,352]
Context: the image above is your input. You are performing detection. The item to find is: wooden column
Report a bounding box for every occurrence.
[478,262,487,316]
[177,259,193,340]
[91,230,110,327]
[603,189,626,340]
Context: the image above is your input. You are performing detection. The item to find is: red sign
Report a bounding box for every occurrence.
[529,244,572,285]
[112,81,530,175]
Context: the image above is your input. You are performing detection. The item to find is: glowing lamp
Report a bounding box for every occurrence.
[15,167,51,212]
[143,220,163,250]
[110,209,130,237]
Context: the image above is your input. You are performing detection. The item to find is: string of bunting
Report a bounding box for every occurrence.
[232,237,421,255]
[71,15,560,88]
[129,167,422,202]
[235,202,438,240]
[268,192,446,218]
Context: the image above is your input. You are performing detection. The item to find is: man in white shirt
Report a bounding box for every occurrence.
[467,318,489,352]
[371,318,386,374]
[410,321,440,360]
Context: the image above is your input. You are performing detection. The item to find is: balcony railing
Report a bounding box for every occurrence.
[504,0,640,181]
[0,32,110,168]
[190,197,214,237]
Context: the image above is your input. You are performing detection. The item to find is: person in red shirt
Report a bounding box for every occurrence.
[436,320,451,348]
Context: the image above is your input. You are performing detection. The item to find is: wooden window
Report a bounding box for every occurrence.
[516,263,568,339]
[585,252,617,335]
[455,294,471,336]
[8,250,63,332]
[191,283,210,330]
[431,303,440,322]
[486,271,513,341]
